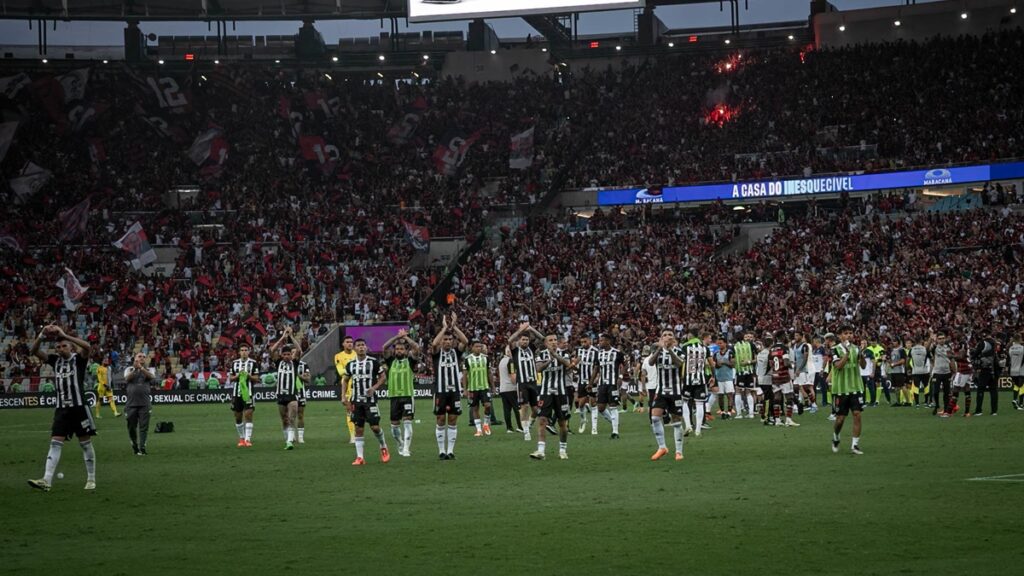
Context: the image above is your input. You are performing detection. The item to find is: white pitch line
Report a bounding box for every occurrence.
[967,473,1024,482]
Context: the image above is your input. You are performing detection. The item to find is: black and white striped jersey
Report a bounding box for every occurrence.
[682,342,710,386]
[433,349,463,393]
[576,346,598,385]
[511,345,537,387]
[275,359,306,397]
[229,358,258,398]
[47,353,89,408]
[596,347,625,387]
[537,349,569,396]
[653,346,685,396]
[345,356,383,403]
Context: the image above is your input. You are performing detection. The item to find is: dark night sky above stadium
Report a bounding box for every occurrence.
[0,1,935,46]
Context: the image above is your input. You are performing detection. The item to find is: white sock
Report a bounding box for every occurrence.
[733,394,743,413]
[244,422,253,441]
[81,440,96,482]
[435,425,446,453]
[235,423,245,439]
[43,439,63,483]
[706,395,717,412]
[537,440,546,454]
[283,428,289,442]
[391,424,402,448]
[833,431,841,442]
[373,428,386,448]
[651,418,666,450]
[446,425,458,453]
[610,408,620,433]
[403,420,413,451]
[852,436,860,448]
[673,424,684,454]
[591,408,599,429]
[523,418,532,434]
[599,409,613,423]
[287,427,295,443]
[682,407,693,430]
[558,441,567,453]
[298,428,305,442]
[355,437,365,459]
[695,402,705,429]
[475,418,483,433]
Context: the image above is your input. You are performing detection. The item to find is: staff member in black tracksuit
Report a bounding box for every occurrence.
[971,330,998,416]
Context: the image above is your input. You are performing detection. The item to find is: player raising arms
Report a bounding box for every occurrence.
[381,330,420,457]
[648,330,687,461]
[574,334,599,434]
[463,340,496,437]
[592,333,626,439]
[828,328,866,455]
[229,344,259,447]
[344,338,389,465]
[28,325,98,492]
[509,322,544,441]
[530,335,573,460]
[432,313,468,460]
[269,327,307,450]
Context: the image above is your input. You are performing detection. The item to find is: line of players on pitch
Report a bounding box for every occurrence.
[224,314,910,463]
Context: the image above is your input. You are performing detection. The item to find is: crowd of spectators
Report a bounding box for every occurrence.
[2,30,1024,389]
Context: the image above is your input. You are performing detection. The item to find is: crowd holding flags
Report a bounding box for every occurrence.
[56,268,88,312]
[112,222,157,270]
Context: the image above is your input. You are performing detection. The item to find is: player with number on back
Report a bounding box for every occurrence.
[432,313,468,460]
[344,339,390,466]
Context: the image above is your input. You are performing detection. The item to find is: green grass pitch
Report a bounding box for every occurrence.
[1,397,1022,575]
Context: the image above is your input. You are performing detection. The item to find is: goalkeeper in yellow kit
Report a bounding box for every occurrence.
[93,357,120,418]
[335,336,357,444]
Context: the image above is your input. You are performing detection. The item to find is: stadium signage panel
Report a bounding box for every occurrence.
[596,161,1024,206]
[0,382,442,409]
[409,0,643,23]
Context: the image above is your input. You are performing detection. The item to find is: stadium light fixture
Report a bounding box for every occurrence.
[490,49,496,54]
[894,20,901,26]
[200,74,207,81]
[615,45,622,51]
[332,56,339,62]
[158,59,164,64]
[838,25,846,31]
[1012,8,1017,15]
[214,59,220,64]
[667,42,675,47]
[788,34,794,40]
[324,73,332,80]
[275,59,281,64]
[377,72,384,78]
[102,59,108,64]
[960,12,968,19]
[41,58,48,63]
[724,38,731,44]
[542,48,548,52]
[378,54,386,61]
[422,54,430,60]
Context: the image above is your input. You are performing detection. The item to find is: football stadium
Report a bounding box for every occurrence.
[1,1,1023,574]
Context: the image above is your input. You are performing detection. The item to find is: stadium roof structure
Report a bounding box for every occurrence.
[0,0,733,21]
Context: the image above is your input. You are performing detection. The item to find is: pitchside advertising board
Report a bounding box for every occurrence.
[596,161,1024,206]
[0,379,442,409]
[408,0,643,23]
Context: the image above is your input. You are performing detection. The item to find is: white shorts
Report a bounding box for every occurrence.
[757,375,773,388]
[772,383,794,395]
[717,380,735,394]
[793,372,813,387]
[953,374,972,389]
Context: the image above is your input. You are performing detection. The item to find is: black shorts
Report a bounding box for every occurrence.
[834,393,865,416]
[351,402,381,427]
[890,373,907,387]
[911,374,929,388]
[596,384,620,406]
[297,391,307,408]
[736,373,755,389]
[537,394,571,422]
[389,396,415,421]
[433,392,463,416]
[277,394,297,407]
[519,384,540,408]
[682,384,709,402]
[565,385,576,403]
[578,385,595,398]
[652,394,684,417]
[468,389,492,408]
[231,397,255,412]
[1014,376,1024,388]
[51,406,97,439]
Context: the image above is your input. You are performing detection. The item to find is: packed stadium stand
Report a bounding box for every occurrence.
[2,13,1024,391]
